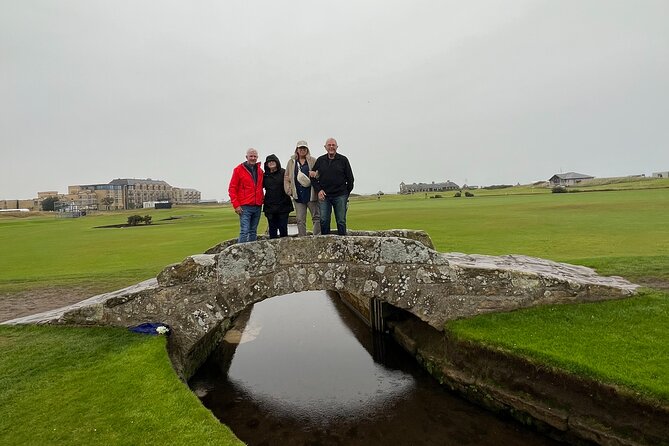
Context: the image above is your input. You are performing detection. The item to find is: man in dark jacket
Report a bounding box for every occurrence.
[228,148,264,243]
[310,137,354,235]
[263,154,294,238]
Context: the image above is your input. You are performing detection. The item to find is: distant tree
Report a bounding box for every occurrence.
[100,197,115,209]
[127,215,152,226]
[127,215,143,226]
[41,196,59,211]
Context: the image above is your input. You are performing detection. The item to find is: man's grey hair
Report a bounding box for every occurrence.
[246,148,258,155]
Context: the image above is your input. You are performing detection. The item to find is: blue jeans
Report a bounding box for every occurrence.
[319,194,348,235]
[238,205,262,243]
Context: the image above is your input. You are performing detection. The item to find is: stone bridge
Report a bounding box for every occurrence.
[4,230,638,380]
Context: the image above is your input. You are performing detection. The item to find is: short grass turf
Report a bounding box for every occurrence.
[0,206,243,293]
[0,325,242,446]
[348,188,669,281]
[447,290,669,403]
[1,187,668,443]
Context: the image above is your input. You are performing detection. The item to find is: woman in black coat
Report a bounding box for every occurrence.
[263,154,294,238]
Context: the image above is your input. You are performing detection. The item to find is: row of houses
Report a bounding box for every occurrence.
[0,178,201,212]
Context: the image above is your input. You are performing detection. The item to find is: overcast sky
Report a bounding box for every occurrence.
[2,0,668,200]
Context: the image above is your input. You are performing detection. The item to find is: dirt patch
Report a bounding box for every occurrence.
[0,285,111,323]
[635,277,669,292]
[0,211,51,219]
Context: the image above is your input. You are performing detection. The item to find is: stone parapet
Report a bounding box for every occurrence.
[3,230,638,383]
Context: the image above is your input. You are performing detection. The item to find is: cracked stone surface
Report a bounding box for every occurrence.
[2,230,638,379]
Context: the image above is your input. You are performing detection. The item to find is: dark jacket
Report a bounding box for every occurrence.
[263,154,294,215]
[312,153,354,197]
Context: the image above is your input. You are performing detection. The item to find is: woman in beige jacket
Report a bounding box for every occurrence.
[284,140,321,236]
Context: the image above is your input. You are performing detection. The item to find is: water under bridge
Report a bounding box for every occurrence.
[4,229,638,380]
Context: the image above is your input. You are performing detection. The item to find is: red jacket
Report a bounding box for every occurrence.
[228,162,264,208]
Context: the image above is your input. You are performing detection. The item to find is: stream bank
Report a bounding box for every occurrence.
[388,316,669,446]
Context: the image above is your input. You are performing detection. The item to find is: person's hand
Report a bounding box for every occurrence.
[309,170,318,178]
[234,207,243,215]
[318,190,326,201]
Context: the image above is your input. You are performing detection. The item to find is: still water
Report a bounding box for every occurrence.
[189,291,562,446]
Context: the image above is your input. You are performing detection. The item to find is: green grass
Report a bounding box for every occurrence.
[0,325,241,446]
[573,176,669,190]
[447,290,669,402]
[349,188,669,281]
[3,188,667,291]
[0,206,247,293]
[1,188,668,444]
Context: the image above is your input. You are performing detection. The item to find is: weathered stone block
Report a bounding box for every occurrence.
[3,230,639,383]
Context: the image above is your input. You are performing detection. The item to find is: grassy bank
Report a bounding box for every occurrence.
[448,290,669,402]
[1,187,668,444]
[0,325,241,445]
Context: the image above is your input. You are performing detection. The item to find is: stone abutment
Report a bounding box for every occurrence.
[5,230,638,382]
[5,230,659,445]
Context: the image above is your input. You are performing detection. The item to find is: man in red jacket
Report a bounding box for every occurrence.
[228,148,264,243]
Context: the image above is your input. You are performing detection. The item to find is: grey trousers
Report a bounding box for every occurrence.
[294,200,321,236]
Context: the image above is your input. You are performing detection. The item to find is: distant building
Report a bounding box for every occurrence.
[0,198,39,211]
[399,180,460,194]
[108,178,172,209]
[80,178,201,209]
[548,172,594,186]
[37,191,60,199]
[143,200,172,209]
[0,178,201,211]
[652,171,669,178]
[172,187,201,204]
[67,183,124,211]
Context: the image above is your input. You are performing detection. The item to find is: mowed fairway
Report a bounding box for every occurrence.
[1,188,667,296]
[349,188,669,281]
[0,207,243,294]
[1,187,668,445]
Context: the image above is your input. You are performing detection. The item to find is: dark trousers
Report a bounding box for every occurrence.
[319,194,348,235]
[266,213,289,239]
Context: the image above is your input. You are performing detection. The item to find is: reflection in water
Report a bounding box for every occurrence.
[190,291,562,446]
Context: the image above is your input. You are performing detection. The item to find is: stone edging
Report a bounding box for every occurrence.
[389,317,669,446]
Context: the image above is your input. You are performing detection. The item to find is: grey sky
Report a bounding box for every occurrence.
[2,0,668,200]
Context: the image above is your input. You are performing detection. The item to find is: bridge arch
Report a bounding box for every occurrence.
[7,230,637,379]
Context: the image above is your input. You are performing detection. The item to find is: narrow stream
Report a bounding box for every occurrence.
[189,291,563,446]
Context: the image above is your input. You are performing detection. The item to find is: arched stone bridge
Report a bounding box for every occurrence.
[4,230,638,379]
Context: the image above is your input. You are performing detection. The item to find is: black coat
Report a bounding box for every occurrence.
[312,152,354,196]
[263,156,294,215]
